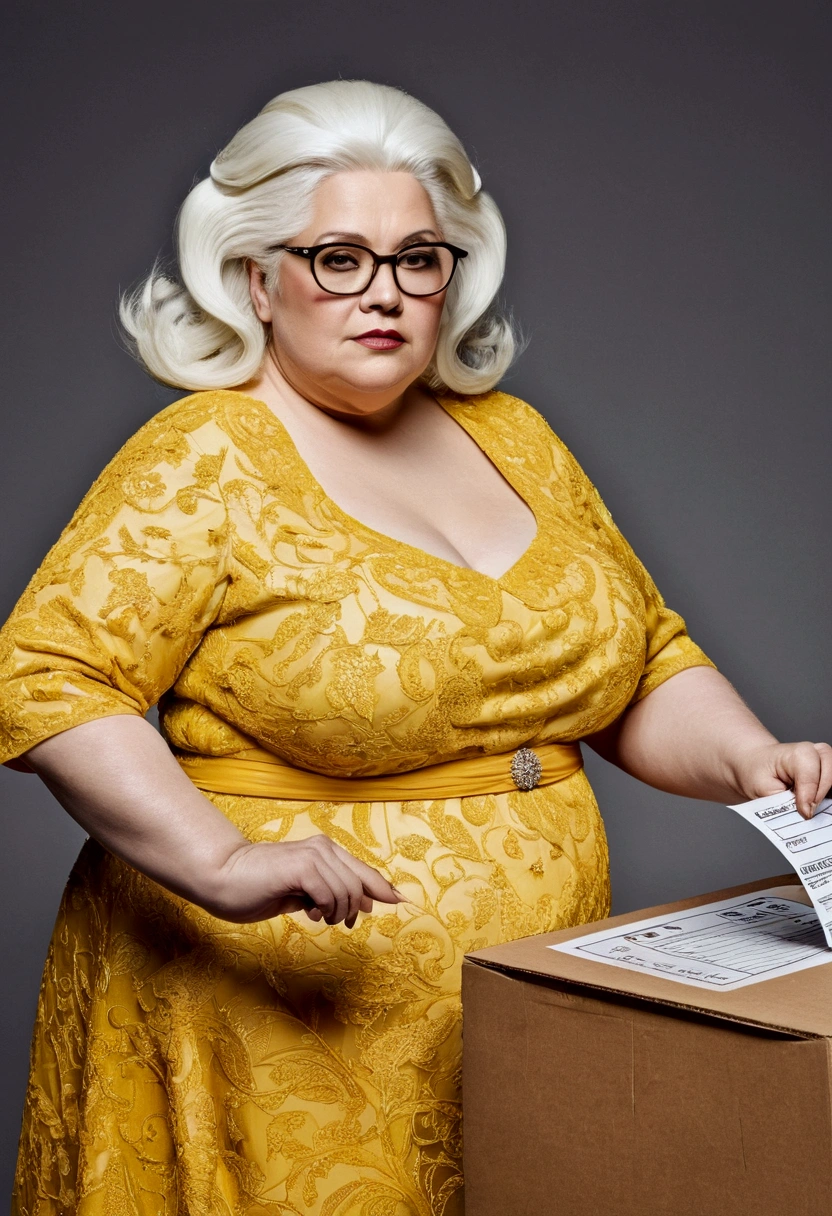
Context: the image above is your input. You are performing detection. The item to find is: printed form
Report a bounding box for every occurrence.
[728,793,832,948]
[550,888,832,991]
[551,795,832,990]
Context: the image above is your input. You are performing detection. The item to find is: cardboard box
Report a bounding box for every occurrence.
[462,873,832,1216]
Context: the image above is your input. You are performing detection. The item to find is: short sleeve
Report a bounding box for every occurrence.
[550,420,716,706]
[0,408,231,765]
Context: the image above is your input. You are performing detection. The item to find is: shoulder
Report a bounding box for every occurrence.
[440,388,580,469]
[115,389,244,460]
[91,388,293,486]
[54,391,252,543]
[442,387,607,522]
[69,391,233,516]
[440,387,561,437]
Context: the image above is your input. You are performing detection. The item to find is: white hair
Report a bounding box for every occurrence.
[119,79,517,394]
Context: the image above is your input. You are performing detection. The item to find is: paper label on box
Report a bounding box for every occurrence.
[550,888,832,990]
[728,793,832,947]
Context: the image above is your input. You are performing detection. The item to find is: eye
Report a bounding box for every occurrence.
[398,248,440,270]
[320,249,361,271]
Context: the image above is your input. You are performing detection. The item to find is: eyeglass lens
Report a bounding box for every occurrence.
[312,245,456,296]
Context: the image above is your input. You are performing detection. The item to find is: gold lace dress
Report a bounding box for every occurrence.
[0,388,713,1216]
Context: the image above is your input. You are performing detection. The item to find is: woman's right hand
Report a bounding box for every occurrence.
[23,716,407,930]
[207,834,406,927]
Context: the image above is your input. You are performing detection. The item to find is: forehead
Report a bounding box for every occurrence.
[308,170,439,240]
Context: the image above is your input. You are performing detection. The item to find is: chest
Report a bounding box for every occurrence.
[276,401,539,580]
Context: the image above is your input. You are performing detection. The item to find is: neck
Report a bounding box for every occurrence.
[242,345,413,433]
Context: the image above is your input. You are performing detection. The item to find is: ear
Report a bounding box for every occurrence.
[247,260,273,323]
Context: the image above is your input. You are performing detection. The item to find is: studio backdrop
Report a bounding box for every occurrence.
[1,0,829,1191]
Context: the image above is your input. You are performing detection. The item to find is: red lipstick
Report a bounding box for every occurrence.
[354,329,405,350]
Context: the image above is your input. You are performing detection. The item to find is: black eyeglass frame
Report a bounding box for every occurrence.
[273,241,469,297]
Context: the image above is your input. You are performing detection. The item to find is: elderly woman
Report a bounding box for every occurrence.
[3,79,830,1216]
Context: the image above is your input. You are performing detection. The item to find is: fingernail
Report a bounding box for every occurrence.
[392,887,405,897]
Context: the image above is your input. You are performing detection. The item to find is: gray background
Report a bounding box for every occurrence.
[1,0,830,1191]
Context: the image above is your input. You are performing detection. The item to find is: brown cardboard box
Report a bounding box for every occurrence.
[462,873,832,1216]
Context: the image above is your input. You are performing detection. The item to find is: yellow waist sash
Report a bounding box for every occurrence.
[176,741,583,801]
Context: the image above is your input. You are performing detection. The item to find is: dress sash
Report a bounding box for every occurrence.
[176,741,583,801]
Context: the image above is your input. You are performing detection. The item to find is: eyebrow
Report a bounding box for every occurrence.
[313,229,441,249]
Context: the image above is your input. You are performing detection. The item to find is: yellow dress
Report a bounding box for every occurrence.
[0,388,713,1216]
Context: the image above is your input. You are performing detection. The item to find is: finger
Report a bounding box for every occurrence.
[324,852,367,925]
[283,894,324,922]
[326,842,403,904]
[813,743,832,808]
[300,869,338,923]
[313,859,352,925]
[306,837,404,904]
[292,893,324,923]
[790,743,823,819]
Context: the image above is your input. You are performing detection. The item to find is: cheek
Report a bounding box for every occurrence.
[272,287,352,355]
[412,301,445,354]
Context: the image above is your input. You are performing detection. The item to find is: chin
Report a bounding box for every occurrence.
[337,364,424,400]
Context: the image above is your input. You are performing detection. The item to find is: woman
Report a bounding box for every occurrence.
[2,79,830,1216]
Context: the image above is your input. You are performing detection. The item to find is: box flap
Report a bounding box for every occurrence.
[465,873,832,1037]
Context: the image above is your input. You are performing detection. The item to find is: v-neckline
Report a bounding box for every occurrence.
[218,389,542,586]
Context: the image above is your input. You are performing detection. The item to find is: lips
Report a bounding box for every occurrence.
[354,329,405,350]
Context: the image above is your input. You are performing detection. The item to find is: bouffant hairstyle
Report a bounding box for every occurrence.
[120,79,516,394]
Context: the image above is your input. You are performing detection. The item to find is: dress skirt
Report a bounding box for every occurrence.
[11,773,610,1216]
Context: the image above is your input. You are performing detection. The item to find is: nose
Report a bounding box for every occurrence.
[359,260,403,314]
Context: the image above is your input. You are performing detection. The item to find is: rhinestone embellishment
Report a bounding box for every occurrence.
[510,746,542,791]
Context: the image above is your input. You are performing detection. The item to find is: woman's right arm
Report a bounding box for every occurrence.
[25,713,403,927]
[1,407,402,928]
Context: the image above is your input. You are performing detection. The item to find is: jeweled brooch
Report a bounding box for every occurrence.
[510,746,542,791]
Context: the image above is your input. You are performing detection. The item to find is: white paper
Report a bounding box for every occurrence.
[728,793,832,947]
[549,887,832,990]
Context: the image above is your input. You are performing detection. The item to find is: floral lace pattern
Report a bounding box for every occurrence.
[1,389,713,1214]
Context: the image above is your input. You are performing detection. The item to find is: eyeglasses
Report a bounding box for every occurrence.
[273,241,468,297]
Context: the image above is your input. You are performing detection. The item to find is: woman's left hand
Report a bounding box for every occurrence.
[587,668,832,818]
[732,740,832,819]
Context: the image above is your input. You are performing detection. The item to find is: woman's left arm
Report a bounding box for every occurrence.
[585,665,832,820]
